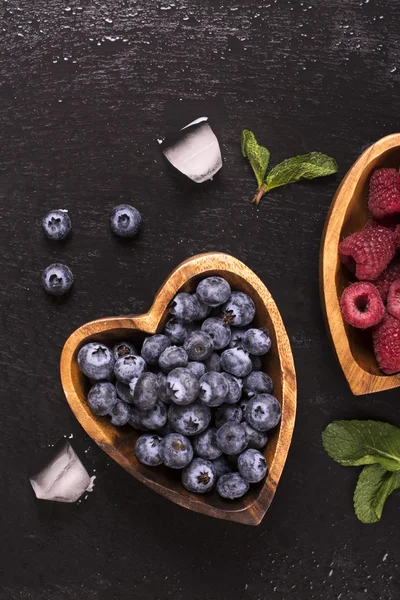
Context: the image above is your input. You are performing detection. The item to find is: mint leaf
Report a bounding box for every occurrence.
[322,420,400,472]
[266,152,338,191]
[354,464,400,523]
[241,130,270,188]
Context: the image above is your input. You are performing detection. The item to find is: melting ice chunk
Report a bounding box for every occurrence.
[162,116,222,183]
[30,441,94,503]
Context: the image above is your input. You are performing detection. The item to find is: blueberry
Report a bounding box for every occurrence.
[211,455,233,478]
[109,400,131,426]
[167,367,200,405]
[196,276,231,307]
[128,406,149,431]
[220,347,252,378]
[193,295,212,321]
[250,355,262,371]
[168,401,211,436]
[193,427,222,460]
[214,404,243,428]
[243,371,273,397]
[182,458,216,493]
[221,373,242,404]
[199,372,228,407]
[238,449,268,483]
[157,372,171,404]
[135,434,163,466]
[42,263,74,296]
[216,472,249,499]
[216,422,248,455]
[160,433,193,469]
[110,204,141,238]
[245,394,281,431]
[78,342,115,381]
[186,361,206,379]
[159,346,188,372]
[203,352,221,372]
[42,209,71,241]
[242,328,271,355]
[183,330,214,361]
[141,334,171,365]
[87,382,117,416]
[130,372,159,410]
[164,318,194,345]
[112,341,137,362]
[169,293,199,322]
[116,380,132,403]
[241,422,268,450]
[140,400,168,430]
[201,317,231,350]
[222,292,255,327]
[228,327,246,349]
[114,354,146,384]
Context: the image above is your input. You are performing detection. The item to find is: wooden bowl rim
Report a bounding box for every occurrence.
[61,252,297,525]
[320,133,400,395]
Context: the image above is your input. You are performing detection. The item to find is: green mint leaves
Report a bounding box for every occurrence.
[322,420,400,524]
[241,130,338,205]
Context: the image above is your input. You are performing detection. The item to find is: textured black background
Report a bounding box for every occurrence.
[0,1,399,598]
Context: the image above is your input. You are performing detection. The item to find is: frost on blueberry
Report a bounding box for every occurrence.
[182,458,216,493]
[196,276,231,307]
[110,204,141,239]
[113,341,137,362]
[245,394,281,432]
[222,292,255,327]
[166,367,200,405]
[220,347,252,378]
[168,401,211,436]
[135,434,163,466]
[183,330,214,361]
[78,343,115,381]
[160,433,193,469]
[238,449,268,483]
[42,263,74,296]
[114,354,146,384]
[42,209,72,241]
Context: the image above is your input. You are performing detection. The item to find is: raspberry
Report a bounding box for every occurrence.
[339,224,395,280]
[373,313,400,374]
[387,279,400,319]
[368,168,400,219]
[374,257,400,303]
[340,282,385,328]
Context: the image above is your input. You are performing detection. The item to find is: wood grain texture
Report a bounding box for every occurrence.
[61,252,297,525]
[320,134,400,395]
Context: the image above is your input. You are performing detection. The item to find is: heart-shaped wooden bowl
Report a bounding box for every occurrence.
[61,252,296,525]
[320,133,400,396]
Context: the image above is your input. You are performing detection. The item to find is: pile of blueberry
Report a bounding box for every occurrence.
[77,276,281,500]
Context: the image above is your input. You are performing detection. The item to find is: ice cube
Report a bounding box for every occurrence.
[30,441,93,503]
[162,116,222,183]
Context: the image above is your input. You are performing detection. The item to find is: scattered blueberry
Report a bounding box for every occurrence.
[221,373,242,404]
[201,317,231,350]
[220,347,252,378]
[186,361,206,379]
[203,352,221,372]
[222,292,255,327]
[199,372,228,407]
[216,422,248,455]
[164,318,194,345]
[182,458,216,493]
[196,276,231,307]
[109,400,131,426]
[140,401,168,430]
[167,367,200,405]
[211,455,233,478]
[159,345,188,372]
[114,354,146,384]
[169,293,199,322]
[243,371,273,397]
[214,404,242,428]
[42,209,72,241]
[78,342,115,381]
[141,334,171,365]
[168,401,211,436]
[130,372,159,410]
[113,341,137,362]
[238,449,268,483]
[42,263,74,296]
[241,422,268,450]
[110,204,141,238]
[216,472,249,499]
[242,328,271,356]
[184,330,214,361]
[135,434,163,466]
[87,382,117,416]
[193,427,222,460]
[160,433,193,469]
[244,394,281,431]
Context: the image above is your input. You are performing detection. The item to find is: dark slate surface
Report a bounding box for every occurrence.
[0,1,399,598]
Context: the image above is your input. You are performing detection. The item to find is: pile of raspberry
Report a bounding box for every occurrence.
[339,167,400,374]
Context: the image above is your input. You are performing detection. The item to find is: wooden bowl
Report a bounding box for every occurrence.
[61,252,297,525]
[320,133,400,395]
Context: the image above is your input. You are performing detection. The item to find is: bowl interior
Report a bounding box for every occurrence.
[337,146,400,376]
[69,267,286,516]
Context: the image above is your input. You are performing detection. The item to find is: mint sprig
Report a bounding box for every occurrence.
[241,129,338,205]
[322,420,400,524]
